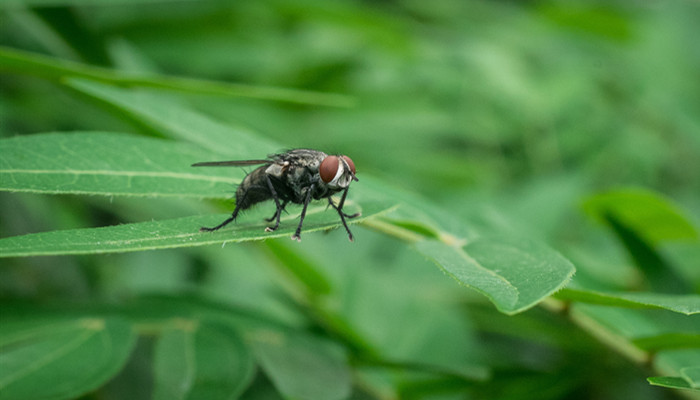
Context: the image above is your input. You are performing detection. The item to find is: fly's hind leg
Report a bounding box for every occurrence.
[265,200,288,221]
[200,183,252,232]
[200,206,241,232]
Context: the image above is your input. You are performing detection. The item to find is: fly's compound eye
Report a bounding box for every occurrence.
[320,156,341,183]
[342,156,356,175]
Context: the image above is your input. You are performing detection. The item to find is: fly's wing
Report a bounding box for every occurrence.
[191,159,271,167]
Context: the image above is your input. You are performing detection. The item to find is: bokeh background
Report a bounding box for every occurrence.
[1,1,699,399]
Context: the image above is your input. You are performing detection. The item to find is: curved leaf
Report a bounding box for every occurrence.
[416,237,575,314]
[583,188,698,244]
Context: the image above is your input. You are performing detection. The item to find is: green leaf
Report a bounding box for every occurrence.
[571,305,700,358]
[263,239,334,296]
[0,130,398,255]
[0,199,392,257]
[64,78,281,156]
[0,317,135,400]
[584,188,697,293]
[605,211,689,293]
[661,242,700,290]
[633,334,700,351]
[2,0,188,5]
[0,46,354,107]
[153,320,255,400]
[647,376,698,391]
[0,132,240,198]
[415,237,575,314]
[583,188,698,244]
[250,330,351,400]
[682,367,700,389]
[572,305,700,339]
[556,289,700,315]
[654,349,700,385]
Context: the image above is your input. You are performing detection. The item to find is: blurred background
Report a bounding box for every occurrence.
[1,1,699,399]
[3,1,699,202]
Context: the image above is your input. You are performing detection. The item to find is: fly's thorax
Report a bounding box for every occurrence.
[264,161,289,178]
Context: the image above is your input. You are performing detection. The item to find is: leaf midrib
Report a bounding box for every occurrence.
[1,169,238,184]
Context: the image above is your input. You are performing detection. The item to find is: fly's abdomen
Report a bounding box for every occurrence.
[234,167,273,210]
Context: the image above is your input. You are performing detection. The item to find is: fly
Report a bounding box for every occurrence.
[192,149,360,241]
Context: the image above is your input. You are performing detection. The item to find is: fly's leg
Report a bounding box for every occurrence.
[328,187,360,242]
[264,175,285,232]
[200,205,241,232]
[200,183,253,232]
[292,183,315,242]
[265,200,287,222]
[329,187,361,219]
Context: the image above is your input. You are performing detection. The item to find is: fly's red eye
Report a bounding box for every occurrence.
[320,156,340,183]
[342,156,356,174]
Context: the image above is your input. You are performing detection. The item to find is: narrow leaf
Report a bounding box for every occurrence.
[0,317,135,400]
[416,237,575,314]
[604,211,690,293]
[583,188,698,244]
[648,376,699,391]
[583,187,698,293]
[633,334,700,351]
[250,330,351,400]
[64,78,279,156]
[0,132,239,198]
[0,46,354,107]
[1,0,200,6]
[572,305,700,355]
[0,199,391,257]
[556,289,700,315]
[153,320,255,400]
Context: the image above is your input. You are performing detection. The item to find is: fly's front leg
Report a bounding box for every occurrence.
[264,175,284,232]
[292,183,315,242]
[328,187,360,242]
[329,187,361,219]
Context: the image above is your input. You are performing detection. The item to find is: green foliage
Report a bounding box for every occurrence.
[153,321,255,399]
[1,1,699,399]
[0,131,239,197]
[250,331,351,400]
[416,237,574,315]
[0,317,135,400]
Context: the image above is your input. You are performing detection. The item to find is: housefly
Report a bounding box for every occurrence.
[192,149,360,241]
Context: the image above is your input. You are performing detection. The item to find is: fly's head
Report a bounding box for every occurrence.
[319,155,357,189]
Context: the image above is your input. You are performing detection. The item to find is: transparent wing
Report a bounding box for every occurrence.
[191,160,271,167]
